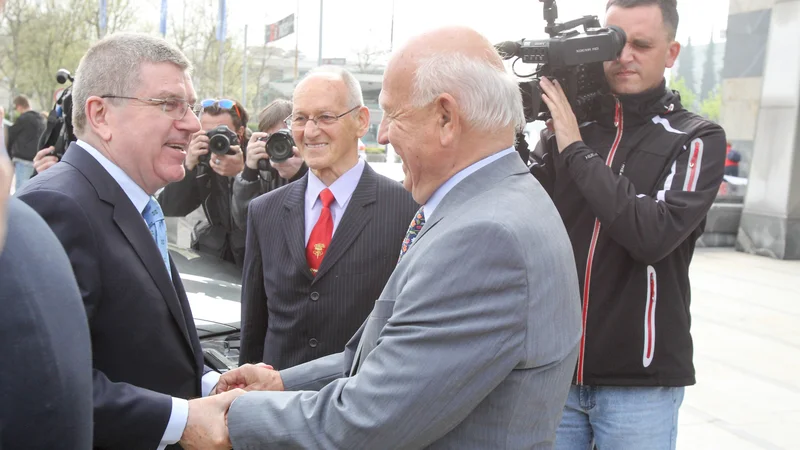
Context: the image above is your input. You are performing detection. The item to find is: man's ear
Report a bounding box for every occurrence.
[435,93,459,147]
[665,40,681,69]
[355,106,371,137]
[85,96,113,141]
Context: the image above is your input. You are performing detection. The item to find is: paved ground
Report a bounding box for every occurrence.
[679,249,800,449]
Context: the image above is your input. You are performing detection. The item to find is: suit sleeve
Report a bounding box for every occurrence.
[562,124,726,264]
[238,202,269,365]
[16,188,173,449]
[158,165,209,217]
[227,219,529,449]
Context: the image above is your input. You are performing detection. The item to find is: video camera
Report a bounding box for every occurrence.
[38,69,76,160]
[256,129,295,171]
[495,0,626,124]
[199,125,239,165]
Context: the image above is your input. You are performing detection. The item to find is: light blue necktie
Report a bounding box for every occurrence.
[142,196,171,279]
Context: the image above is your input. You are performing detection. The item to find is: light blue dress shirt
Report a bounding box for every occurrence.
[304,158,366,245]
[78,140,220,449]
[423,147,517,218]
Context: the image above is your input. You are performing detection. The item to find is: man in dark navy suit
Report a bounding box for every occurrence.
[16,33,240,449]
[0,155,93,449]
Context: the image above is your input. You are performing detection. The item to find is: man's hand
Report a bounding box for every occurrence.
[210,144,245,177]
[179,388,246,450]
[216,363,284,393]
[185,131,209,171]
[33,147,59,173]
[539,77,583,153]
[246,131,269,170]
[271,146,304,180]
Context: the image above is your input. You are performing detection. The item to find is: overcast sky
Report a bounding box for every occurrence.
[216,0,730,61]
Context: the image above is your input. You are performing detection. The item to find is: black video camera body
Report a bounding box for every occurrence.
[496,0,626,123]
[38,69,76,160]
[256,129,295,171]
[200,125,239,165]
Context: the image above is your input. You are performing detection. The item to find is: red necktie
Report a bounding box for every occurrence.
[307,188,335,275]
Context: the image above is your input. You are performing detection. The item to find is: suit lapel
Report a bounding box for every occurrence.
[282,175,314,282]
[312,164,377,283]
[63,144,194,351]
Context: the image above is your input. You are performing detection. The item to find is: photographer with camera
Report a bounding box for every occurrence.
[231,99,307,231]
[529,1,726,448]
[159,98,249,267]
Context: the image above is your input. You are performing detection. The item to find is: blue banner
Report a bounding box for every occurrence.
[159,0,168,36]
[216,0,227,42]
[99,0,107,34]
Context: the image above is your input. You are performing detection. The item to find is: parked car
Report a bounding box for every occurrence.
[170,244,242,372]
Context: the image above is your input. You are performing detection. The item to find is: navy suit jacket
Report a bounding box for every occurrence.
[0,198,93,449]
[16,143,205,449]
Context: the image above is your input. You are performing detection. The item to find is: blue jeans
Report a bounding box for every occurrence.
[554,385,684,450]
[13,159,34,191]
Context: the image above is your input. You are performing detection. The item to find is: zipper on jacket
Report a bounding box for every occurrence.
[576,98,623,385]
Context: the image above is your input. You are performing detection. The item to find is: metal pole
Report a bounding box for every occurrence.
[218,39,225,97]
[242,24,248,107]
[390,0,395,52]
[294,1,300,81]
[317,0,323,66]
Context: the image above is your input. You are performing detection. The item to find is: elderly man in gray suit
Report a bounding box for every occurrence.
[178,25,581,450]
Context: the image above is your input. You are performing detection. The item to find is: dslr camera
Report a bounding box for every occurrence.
[256,129,295,171]
[496,0,626,123]
[199,125,239,165]
[38,69,76,160]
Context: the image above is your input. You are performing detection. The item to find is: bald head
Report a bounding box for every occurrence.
[401,26,505,70]
[378,25,525,204]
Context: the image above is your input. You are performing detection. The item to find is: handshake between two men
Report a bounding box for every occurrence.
[180,364,283,450]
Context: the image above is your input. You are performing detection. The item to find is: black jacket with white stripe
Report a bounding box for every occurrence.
[531,80,726,387]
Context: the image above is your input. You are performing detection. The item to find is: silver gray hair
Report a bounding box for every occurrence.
[72,33,192,135]
[300,65,364,108]
[411,53,525,133]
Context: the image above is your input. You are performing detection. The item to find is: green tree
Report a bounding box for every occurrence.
[700,33,716,101]
[699,87,722,122]
[668,75,697,112]
[677,36,695,94]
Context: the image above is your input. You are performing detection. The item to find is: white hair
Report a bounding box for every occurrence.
[411,53,525,133]
[72,33,192,135]
[301,65,364,108]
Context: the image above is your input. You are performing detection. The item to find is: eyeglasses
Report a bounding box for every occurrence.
[201,98,242,121]
[285,105,361,130]
[100,95,201,120]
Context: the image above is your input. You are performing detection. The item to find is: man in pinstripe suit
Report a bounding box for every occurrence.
[237,65,418,371]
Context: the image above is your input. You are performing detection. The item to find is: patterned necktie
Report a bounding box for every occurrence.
[306,188,335,275]
[142,196,171,279]
[398,207,425,263]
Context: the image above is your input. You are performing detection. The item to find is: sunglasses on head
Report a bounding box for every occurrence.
[201,98,241,121]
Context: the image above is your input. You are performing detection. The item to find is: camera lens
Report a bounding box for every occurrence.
[266,130,295,163]
[208,134,231,155]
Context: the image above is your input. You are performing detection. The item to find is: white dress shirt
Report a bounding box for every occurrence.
[304,158,366,244]
[78,140,221,449]
[423,147,517,218]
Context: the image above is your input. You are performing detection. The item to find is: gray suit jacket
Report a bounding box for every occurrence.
[228,152,582,449]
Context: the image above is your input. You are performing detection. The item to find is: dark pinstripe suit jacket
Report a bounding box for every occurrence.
[239,163,418,370]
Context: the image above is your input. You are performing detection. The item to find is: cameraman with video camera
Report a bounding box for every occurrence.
[159,98,249,267]
[530,0,725,448]
[231,98,307,231]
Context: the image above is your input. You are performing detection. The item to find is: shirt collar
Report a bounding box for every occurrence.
[77,139,151,214]
[424,147,516,219]
[305,158,366,208]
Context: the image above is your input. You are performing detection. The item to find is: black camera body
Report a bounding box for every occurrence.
[256,129,295,171]
[200,125,239,165]
[38,68,76,160]
[496,0,626,123]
